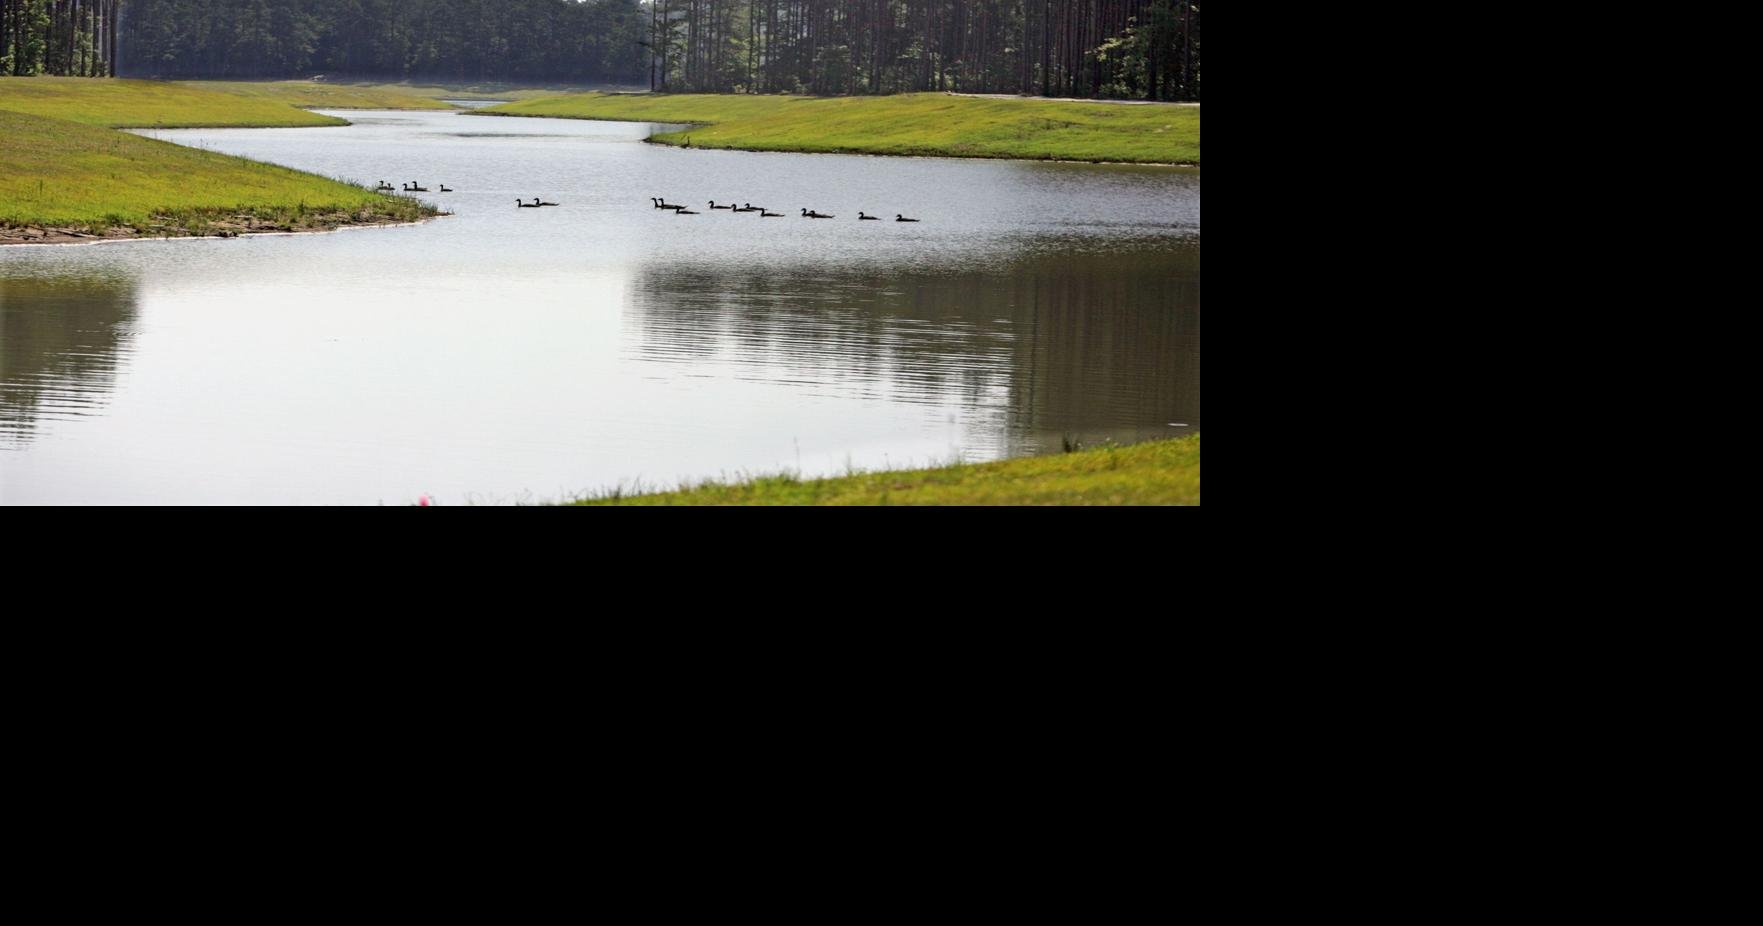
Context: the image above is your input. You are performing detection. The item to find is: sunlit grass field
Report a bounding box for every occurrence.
[357,81,600,101]
[480,91,1200,164]
[176,79,611,106]
[570,435,1201,505]
[0,76,345,127]
[174,80,456,110]
[0,109,421,230]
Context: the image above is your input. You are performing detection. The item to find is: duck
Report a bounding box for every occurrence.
[709,201,733,210]
[734,203,760,212]
[439,184,453,192]
[676,208,700,215]
[517,199,541,208]
[407,182,430,192]
[895,214,920,222]
[537,198,560,206]
[801,208,835,219]
[376,181,395,191]
[657,199,684,210]
[857,212,880,220]
[760,209,783,217]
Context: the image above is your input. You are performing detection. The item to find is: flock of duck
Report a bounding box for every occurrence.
[377,181,453,193]
[382,184,920,221]
[651,198,920,221]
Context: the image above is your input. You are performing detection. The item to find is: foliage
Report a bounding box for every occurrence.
[117,0,650,83]
[642,0,1199,101]
[3,2,1200,101]
[2,1,122,77]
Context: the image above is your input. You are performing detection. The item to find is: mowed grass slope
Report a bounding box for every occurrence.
[572,435,1201,506]
[0,76,345,127]
[480,92,1199,164]
[0,109,420,229]
[173,80,455,110]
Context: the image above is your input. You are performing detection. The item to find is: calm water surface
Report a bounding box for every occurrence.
[0,109,1199,504]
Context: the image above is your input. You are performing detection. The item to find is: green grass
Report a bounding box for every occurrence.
[0,76,345,127]
[478,92,1200,164]
[175,79,603,106]
[352,81,598,101]
[569,435,1200,506]
[173,80,456,110]
[0,109,430,233]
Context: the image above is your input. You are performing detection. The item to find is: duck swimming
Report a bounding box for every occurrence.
[517,199,541,208]
[895,214,920,222]
[858,212,880,220]
[760,210,783,217]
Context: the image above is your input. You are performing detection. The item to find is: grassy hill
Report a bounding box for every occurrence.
[0,75,345,127]
[0,109,428,238]
[479,91,1200,164]
[172,80,456,110]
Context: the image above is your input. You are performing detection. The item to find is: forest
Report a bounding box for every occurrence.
[646,0,1199,100]
[2,2,123,77]
[3,0,1199,101]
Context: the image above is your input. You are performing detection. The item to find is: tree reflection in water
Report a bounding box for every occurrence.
[625,239,1198,457]
[0,273,141,449]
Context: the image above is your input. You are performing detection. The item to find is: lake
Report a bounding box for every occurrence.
[0,109,1199,505]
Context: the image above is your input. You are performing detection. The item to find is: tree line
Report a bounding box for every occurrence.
[2,1,123,76]
[647,0,1199,100]
[117,0,649,82]
[4,0,1198,101]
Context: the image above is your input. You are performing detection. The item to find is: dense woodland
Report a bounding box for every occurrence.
[115,0,649,83]
[648,1,1199,100]
[2,0,1199,101]
[2,1,123,77]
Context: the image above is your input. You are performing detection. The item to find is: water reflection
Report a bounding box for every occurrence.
[0,274,141,448]
[627,239,1199,459]
[1,110,1197,503]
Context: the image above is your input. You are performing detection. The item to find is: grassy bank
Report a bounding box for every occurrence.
[171,79,613,107]
[571,435,1200,506]
[0,109,432,242]
[0,76,345,127]
[477,91,1199,164]
[352,81,606,101]
[173,80,457,110]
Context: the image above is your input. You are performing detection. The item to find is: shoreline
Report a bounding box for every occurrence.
[567,434,1201,506]
[469,110,1198,167]
[636,133,1199,168]
[1,213,443,247]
